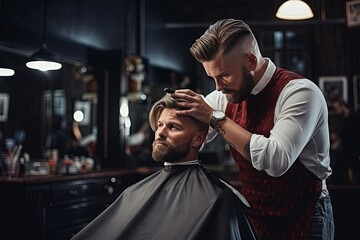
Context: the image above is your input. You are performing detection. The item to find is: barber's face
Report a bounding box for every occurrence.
[152,108,198,162]
[203,50,255,103]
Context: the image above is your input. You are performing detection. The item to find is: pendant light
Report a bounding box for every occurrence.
[26,0,62,71]
[0,58,15,76]
[276,0,314,20]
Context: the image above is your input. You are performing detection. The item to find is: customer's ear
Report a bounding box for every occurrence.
[192,131,207,148]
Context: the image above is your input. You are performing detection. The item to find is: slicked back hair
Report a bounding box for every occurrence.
[190,19,253,62]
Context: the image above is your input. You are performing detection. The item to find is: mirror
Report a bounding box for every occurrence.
[121,55,152,167]
[0,50,99,162]
[43,63,99,160]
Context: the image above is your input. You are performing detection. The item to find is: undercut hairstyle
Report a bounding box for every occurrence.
[148,95,209,133]
[190,19,253,62]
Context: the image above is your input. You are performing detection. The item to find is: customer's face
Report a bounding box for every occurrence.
[152,108,199,162]
[202,46,255,103]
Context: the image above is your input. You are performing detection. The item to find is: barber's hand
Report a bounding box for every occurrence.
[171,89,213,124]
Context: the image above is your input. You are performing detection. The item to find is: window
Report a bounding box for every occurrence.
[257,30,309,76]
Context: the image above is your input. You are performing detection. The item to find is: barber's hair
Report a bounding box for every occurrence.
[148,95,208,133]
[190,19,253,62]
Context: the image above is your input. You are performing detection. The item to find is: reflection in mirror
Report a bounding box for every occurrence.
[0,50,99,173]
[121,55,154,167]
[44,63,99,162]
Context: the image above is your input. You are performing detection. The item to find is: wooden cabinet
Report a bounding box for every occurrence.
[0,169,153,240]
[47,177,124,240]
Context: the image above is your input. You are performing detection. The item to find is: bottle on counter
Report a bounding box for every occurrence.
[19,156,26,176]
[47,149,59,174]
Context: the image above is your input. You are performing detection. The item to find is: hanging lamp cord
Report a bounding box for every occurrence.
[42,0,47,49]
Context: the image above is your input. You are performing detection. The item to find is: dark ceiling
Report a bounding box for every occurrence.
[161,0,345,26]
[163,0,283,23]
[0,0,346,66]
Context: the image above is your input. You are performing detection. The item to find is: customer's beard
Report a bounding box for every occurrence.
[225,71,255,103]
[152,140,190,162]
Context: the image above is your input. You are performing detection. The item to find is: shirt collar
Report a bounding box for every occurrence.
[251,58,276,95]
[164,159,199,166]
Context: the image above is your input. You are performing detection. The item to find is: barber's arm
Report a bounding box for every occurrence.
[172,83,324,177]
[250,81,326,176]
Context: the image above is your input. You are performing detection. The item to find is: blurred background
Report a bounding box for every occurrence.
[0,0,359,239]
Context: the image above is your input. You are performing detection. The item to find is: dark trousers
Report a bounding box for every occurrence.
[308,196,335,240]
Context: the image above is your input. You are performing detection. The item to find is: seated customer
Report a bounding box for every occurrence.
[71,94,258,240]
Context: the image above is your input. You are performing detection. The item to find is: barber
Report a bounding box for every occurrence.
[172,19,334,240]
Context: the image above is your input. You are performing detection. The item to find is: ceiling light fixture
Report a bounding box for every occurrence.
[276,0,314,20]
[26,0,62,71]
[0,58,15,76]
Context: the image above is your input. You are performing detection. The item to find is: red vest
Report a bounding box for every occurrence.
[226,68,322,240]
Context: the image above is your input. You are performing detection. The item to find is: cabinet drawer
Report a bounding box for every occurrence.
[47,198,111,230]
[50,177,123,206]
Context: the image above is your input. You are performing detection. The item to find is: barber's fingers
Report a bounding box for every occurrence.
[172,89,205,103]
[172,88,197,96]
[175,100,213,124]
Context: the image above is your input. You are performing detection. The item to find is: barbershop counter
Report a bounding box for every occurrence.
[0,168,157,240]
[1,166,359,240]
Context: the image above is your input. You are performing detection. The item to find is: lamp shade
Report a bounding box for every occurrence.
[0,58,15,76]
[276,0,314,20]
[26,47,62,71]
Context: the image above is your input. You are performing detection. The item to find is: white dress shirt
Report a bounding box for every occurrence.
[204,59,332,197]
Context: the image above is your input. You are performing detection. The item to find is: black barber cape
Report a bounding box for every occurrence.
[71,164,259,240]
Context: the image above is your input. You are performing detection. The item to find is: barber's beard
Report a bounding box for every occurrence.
[225,71,255,103]
[152,139,190,162]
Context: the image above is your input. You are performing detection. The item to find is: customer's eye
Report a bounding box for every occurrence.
[169,124,179,130]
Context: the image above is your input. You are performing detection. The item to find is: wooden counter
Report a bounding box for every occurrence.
[0,167,158,240]
[0,167,159,185]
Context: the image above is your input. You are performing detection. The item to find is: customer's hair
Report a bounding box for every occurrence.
[190,19,253,62]
[148,95,208,133]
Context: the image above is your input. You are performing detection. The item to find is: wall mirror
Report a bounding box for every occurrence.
[0,50,100,162]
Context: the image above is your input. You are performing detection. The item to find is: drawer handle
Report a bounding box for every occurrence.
[104,185,114,195]
[69,190,79,196]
